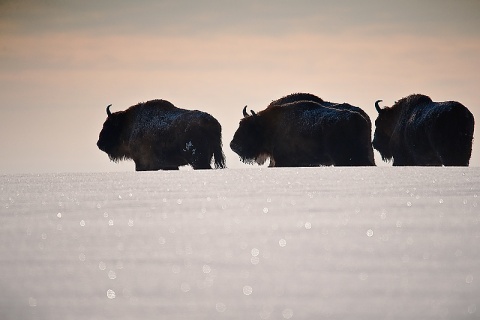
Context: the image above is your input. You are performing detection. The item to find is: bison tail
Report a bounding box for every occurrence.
[213,144,226,169]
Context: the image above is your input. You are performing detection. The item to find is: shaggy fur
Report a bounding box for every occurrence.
[266,93,375,164]
[230,95,375,167]
[373,94,475,166]
[97,99,225,171]
[267,93,372,124]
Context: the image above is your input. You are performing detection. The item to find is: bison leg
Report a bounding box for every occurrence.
[341,147,376,166]
[192,163,212,170]
[190,153,213,170]
[437,141,471,166]
[330,144,375,166]
[391,152,417,166]
[182,141,214,170]
[134,159,179,171]
[134,161,150,171]
[440,153,470,166]
[333,155,374,166]
[431,107,474,166]
[434,131,472,167]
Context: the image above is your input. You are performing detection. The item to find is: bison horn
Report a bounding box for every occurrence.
[243,106,249,118]
[375,100,383,113]
[250,110,256,116]
[106,104,112,116]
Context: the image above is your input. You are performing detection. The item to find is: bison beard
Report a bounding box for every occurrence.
[230,99,375,167]
[97,100,226,171]
[373,94,475,166]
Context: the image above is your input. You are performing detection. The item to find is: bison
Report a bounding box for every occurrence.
[372,94,475,166]
[97,99,226,171]
[230,93,375,167]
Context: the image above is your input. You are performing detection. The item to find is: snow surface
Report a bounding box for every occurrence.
[1,167,479,320]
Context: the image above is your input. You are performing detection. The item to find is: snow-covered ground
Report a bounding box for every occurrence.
[1,167,479,320]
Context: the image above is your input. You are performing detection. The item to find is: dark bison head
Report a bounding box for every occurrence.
[372,100,397,161]
[230,106,268,164]
[97,105,129,161]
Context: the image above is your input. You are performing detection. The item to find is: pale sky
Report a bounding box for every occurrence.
[1,0,479,173]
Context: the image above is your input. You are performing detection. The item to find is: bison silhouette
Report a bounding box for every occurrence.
[97,99,225,171]
[373,94,475,166]
[230,93,375,167]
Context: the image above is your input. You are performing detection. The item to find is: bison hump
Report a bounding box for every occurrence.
[267,93,326,108]
[395,94,433,110]
[139,99,177,110]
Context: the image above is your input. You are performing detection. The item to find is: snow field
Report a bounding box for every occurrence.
[0,167,479,319]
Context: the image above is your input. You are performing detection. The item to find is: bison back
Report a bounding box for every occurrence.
[267,93,325,108]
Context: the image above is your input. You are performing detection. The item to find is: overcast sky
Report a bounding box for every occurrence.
[1,0,479,173]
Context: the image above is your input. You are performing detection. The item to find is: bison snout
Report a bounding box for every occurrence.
[230,141,241,154]
[97,139,106,151]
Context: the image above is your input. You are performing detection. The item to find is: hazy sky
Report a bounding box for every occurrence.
[1,0,479,173]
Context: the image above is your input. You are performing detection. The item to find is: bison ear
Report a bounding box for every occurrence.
[243,106,249,118]
[106,104,112,117]
[375,100,383,113]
